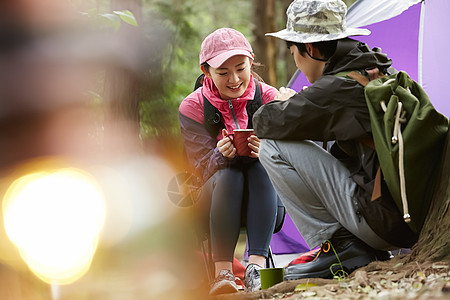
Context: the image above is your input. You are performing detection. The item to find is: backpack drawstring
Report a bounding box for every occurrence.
[381,79,411,223]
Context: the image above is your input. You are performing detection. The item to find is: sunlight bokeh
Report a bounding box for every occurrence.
[3,168,106,285]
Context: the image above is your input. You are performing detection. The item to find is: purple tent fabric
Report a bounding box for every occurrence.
[270,213,309,254]
[358,3,421,82]
[288,69,309,92]
[421,0,450,117]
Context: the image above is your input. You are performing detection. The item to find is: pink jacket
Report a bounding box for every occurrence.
[180,75,278,140]
[179,75,278,182]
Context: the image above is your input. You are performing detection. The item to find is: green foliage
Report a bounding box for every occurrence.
[139,0,254,140]
[78,1,259,141]
[113,10,138,26]
[81,8,138,31]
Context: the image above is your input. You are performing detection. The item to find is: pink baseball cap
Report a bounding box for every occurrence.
[199,28,254,68]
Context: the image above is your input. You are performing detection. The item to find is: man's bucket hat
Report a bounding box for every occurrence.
[266,0,370,43]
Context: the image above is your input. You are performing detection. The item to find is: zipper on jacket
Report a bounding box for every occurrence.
[227,100,240,129]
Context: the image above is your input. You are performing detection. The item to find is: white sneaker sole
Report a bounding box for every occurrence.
[209,281,239,296]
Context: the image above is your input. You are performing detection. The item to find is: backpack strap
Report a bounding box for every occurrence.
[203,78,262,138]
[203,97,224,138]
[194,73,205,90]
[347,71,370,87]
[335,68,386,87]
[245,79,261,129]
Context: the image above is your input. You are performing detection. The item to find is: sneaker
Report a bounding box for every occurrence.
[284,229,381,280]
[243,263,262,292]
[209,269,239,296]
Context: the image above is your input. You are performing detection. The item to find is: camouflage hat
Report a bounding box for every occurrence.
[266,0,370,43]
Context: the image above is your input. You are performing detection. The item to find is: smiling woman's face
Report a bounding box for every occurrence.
[203,55,252,100]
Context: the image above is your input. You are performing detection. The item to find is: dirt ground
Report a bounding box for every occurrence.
[0,246,448,300]
[0,213,448,300]
[217,257,450,300]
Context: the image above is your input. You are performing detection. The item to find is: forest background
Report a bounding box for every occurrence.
[85,0,357,171]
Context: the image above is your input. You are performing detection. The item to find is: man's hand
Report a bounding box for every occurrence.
[275,87,297,101]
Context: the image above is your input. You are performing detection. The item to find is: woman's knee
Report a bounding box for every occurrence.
[210,168,245,209]
[215,168,244,185]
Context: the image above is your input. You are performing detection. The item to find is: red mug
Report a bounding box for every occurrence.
[227,129,255,156]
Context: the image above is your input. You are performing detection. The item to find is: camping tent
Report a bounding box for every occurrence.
[271,0,449,257]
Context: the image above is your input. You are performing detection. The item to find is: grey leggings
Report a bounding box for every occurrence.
[199,161,278,262]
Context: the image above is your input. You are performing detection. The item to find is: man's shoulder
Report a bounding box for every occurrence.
[305,74,362,97]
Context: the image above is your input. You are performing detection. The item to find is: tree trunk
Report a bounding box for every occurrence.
[253,0,276,86]
[280,0,298,86]
[104,0,143,152]
[408,133,450,262]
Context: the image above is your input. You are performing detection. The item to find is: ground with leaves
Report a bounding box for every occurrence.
[218,256,450,300]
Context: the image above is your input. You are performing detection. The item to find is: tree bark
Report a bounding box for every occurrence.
[408,133,450,262]
[280,0,298,86]
[253,0,276,86]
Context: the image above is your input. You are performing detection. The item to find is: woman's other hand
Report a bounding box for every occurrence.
[248,134,260,158]
[217,129,236,158]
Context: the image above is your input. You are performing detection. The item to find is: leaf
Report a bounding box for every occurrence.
[360,285,372,293]
[100,13,121,32]
[100,13,118,23]
[412,282,423,289]
[294,283,316,292]
[393,262,404,268]
[113,10,138,26]
[432,264,448,269]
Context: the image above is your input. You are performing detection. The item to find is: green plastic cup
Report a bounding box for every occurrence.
[259,267,284,290]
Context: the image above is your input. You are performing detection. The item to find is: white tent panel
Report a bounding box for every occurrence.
[347,0,421,27]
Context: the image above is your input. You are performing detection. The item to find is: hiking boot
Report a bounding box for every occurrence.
[209,269,239,296]
[375,249,391,261]
[243,263,262,292]
[284,228,380,280]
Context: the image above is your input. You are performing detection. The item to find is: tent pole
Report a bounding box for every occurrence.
[418,1,425,85]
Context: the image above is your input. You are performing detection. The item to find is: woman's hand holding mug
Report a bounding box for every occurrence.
[217,129,237,158]
[248,134,260,158]
[218,128,258,158]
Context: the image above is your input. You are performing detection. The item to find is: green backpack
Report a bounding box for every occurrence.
[340,70,449,233]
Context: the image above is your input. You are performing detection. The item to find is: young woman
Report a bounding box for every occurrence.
[179,28,280,295]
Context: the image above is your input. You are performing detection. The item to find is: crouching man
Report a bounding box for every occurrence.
[253,0,418,280]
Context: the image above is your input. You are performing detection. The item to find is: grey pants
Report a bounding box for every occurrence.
[259,139,393,250]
